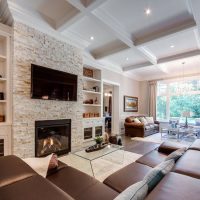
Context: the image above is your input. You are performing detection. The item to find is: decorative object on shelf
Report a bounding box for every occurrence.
[89,113,94,118]
[83,67,93,78]
[83,112,100,118]
[93,86,99,92]
[0,92,4,100]
[83,99,93,104]
[0,115,5,122]
[94,113,100,117]
[0,75,2,78]
[83,113,90,118]
[85,142,107,153]
[94,97,98,104]
[124,96,138,112]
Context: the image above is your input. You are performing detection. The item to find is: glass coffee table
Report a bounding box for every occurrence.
[71,144,124,177]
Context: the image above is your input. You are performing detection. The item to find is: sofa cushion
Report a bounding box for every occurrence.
[158,141,188,154]
[114,180,148,200]
[145,126,151,130]
[149,125,154,129]
[140,117,148,125]
[189,139,200,151]
[47,166,118,200]
[145,172,200,200]
[0,155,36,187]
[173,149,200,179]
[136,150,167,168]
[145,117,154,124]
[78,181,118,200]
[103,162,152,193]
[124,141,159,155]
[144,159,175,192]
[0,175,74,200]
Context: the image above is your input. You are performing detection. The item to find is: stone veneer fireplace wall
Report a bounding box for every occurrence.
[12,21,83,158]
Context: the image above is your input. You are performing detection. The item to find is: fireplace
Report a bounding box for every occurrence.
[35,119,71,157]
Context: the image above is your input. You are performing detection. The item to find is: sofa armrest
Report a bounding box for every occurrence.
[124,122,144,129]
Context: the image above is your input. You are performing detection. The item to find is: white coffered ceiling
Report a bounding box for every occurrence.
[7,0,200,81]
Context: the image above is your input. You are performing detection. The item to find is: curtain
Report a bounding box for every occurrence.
[149,81,157,119]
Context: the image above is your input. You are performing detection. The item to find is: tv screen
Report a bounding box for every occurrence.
[31,64,77,101]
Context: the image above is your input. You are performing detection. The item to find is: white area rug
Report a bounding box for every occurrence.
[59,150,142,182]
[132,132,194,146]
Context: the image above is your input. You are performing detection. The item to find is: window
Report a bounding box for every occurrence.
[156,78,200,123]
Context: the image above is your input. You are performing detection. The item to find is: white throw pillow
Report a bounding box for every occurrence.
[114,180,148,200]
[23,154,55,177]
[145,117,154,124]
[133,118,141,124]
[140,117,148,125]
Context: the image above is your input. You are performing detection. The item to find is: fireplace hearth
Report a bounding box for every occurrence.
[35,119,71,157]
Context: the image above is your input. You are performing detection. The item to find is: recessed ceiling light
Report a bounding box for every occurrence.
[126,57,129,61]
[170,45,175,48]
[90,36,94,40]
[145,8,151,16]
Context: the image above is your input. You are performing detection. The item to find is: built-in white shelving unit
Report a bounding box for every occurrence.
[0,23,12,156]
[82,65,105,142]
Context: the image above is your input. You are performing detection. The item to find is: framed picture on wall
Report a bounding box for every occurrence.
[124,96,138,112]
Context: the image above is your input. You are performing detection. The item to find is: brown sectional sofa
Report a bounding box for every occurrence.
[0,155,118,200]
[1,139,200,200]
[103,139,200,200]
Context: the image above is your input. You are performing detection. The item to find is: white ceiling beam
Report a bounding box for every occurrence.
[92,44,129,59]
[56,12,85,32]
[135,19,196,46]
[92,8,157,64]
[158,49,200,64]
[123,49,200,72]
[123,62,152,72]
[57,0,108,31]
[187,0,200,49]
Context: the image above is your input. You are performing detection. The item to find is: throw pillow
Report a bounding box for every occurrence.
[165,147,186,162]
[144,159,175,192]
[23,153,58,177]
[140,117,148,125]
[48,153,58,169]
[145,117,154,124]
[133,118,141,124]
[114,180,148,200]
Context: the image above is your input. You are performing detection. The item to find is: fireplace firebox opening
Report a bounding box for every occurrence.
[35,119,71,157]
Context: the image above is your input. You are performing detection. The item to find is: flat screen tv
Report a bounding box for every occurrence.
[31,64,77,101]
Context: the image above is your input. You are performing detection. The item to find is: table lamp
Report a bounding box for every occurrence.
[182,111,191,128]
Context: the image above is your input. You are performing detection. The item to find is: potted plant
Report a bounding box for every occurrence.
[95,136,103,146]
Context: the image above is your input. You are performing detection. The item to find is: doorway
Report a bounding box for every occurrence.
[103,83,113,134]
[103,80,120,136]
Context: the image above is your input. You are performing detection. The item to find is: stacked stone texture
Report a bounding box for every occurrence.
[12,22,83,158]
